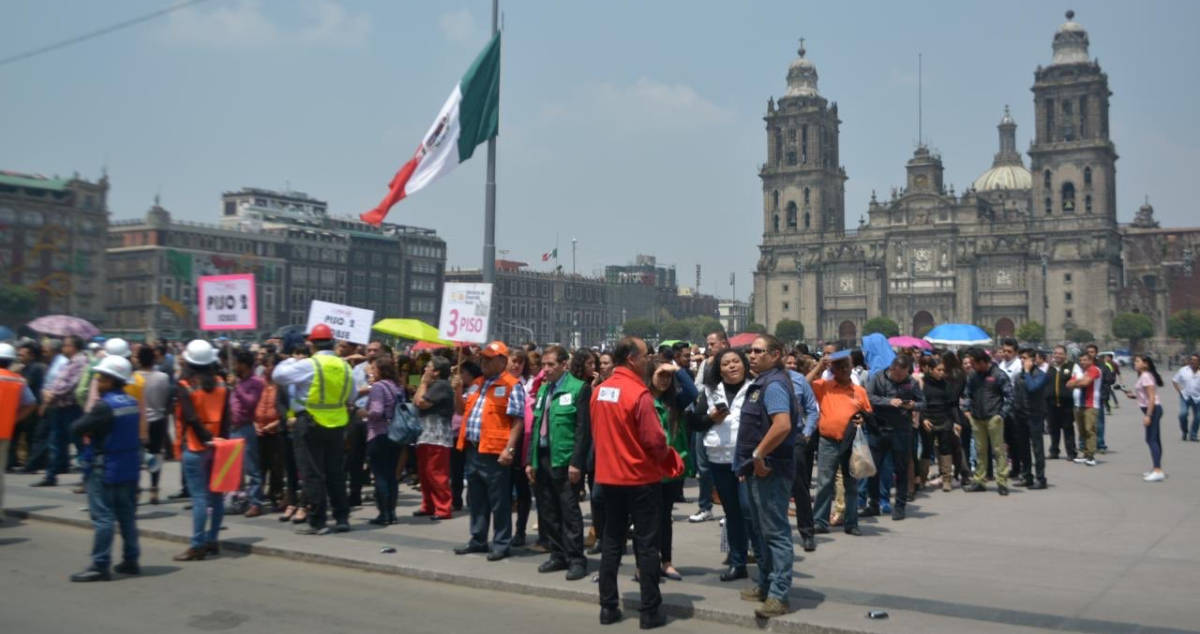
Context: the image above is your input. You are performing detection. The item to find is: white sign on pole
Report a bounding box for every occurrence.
[438,282,492,344]
[197,274,257,331]
[305,300,375,345]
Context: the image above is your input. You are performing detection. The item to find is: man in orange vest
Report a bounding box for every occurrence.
[453,341,526,561]
[590,337,683,629]
[0,343,38,521]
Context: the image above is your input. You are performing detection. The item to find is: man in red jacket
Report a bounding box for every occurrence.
[590,337,682,630]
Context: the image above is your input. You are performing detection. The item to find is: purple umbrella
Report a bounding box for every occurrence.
[27,314,100,338]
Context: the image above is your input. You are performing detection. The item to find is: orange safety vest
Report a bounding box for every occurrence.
[456,372,520,455]
[176,378,228,453]
[0,368,27,441]
[254,382,281,434]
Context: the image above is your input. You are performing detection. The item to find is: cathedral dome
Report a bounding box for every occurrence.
[973,164,1032,191]
[974,106,1030,191]
[785,40,819,98]
[1051,10,1090,65]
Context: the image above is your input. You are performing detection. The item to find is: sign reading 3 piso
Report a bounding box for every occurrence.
[198,274,257,331]
[305,300,374,345]
[438,282,492,344]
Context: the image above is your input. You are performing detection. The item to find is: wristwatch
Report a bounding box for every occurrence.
[752,449,762,461]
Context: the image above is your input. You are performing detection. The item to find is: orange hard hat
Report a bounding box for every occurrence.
[308,323,334,341]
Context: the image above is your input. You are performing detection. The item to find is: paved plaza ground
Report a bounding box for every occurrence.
[3,394,1198,633]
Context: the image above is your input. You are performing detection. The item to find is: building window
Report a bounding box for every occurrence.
[1064,272,1072,283]
[782,301,790,311]
[1061,182,1076,213]
[1065,291,1073,303]
[772,190,779,209]
[773,214,780,233]
[801,125,808,164]
[787,128,796,141]
[803,188,810,205]
[1043,170,1051,189]
[804,211,811,229]
[786,151,797,166]
[1065,309,1073,320]
[1085,195,1093,213]
[1079,95,1088,137]
[786,202,797,228]
[782,284,789,293]
[1045,99,1054,141]
[1044,197,1052,215]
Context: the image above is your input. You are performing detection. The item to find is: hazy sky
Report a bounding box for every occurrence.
[2,1,1197,301]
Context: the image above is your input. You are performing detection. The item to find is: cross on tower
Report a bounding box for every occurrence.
[798,37,806,57]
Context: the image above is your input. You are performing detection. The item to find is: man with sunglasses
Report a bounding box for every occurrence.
[737,335,801,619]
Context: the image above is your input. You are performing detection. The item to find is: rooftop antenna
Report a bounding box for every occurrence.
[918,52,923,147]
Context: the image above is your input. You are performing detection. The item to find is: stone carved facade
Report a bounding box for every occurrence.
[754,12,1198,344]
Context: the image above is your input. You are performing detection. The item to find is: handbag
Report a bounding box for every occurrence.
[850,426,876,479]
[384,383,423,445]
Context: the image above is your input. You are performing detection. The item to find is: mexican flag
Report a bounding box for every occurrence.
[541,248,557,262]
[361,32,501,226]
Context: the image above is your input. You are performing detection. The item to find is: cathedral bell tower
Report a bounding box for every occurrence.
[760,40,847,240]
[1029,10,1117,227]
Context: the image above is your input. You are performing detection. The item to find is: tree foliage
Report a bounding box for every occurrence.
[862,316,900,338]
[659,320,692,341]
[1016,320,1046,344]
[744,322,767,334]
[0,284,37,325]
[1168,310,1200,349]
[1112,312,1154,350]
[621,318,657,340]
[775,319,805,343]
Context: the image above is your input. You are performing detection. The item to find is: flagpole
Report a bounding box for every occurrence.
[482,0,499,338]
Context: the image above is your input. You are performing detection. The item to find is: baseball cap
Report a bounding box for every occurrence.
[828,349,853,361]
[480,341,509,358]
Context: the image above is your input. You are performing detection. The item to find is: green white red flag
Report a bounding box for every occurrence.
[361,33,501,225]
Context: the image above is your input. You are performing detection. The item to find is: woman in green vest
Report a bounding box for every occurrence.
[649,361,689,582]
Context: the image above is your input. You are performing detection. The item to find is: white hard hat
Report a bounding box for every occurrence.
[94,355,133,383]
[183,339,218,366]
[0,343,16,361]
[103,337,131,358]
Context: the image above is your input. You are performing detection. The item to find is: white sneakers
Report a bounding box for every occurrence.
[1073,457,1097,466]
[688,509,714,523]
[1143,471,1165,482]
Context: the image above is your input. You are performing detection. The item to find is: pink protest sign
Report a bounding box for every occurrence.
[197,273,257,331]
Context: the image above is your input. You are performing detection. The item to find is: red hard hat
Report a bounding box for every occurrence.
[308,323,334,341]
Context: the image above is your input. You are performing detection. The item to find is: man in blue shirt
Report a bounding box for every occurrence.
[787,364,821,552]
[737,335,800,620]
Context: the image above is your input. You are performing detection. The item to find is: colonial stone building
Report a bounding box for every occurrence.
[754,11,1198,345]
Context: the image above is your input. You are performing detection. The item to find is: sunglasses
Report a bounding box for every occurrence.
[748,348,768,355]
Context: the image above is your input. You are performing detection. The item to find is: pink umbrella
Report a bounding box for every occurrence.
[27,314,99,338]
[888,335,931,350]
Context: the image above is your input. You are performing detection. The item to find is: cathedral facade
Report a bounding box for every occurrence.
[754,11,1199,345]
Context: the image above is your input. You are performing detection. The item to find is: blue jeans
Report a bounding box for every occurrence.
[708,463,748,568]
[86,476,139,570]
[229,425,265,505]
[743,470,793,601]
[464,444,512,553]
[45,404,82,482]
[691,432,713,512]
[814,430,858,529]
[1180,397,1200,440]
[1097,403,1108,450]
[182,448,224,549]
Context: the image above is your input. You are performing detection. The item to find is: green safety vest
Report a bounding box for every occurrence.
[530,373,586,470]
[305,354,352,428]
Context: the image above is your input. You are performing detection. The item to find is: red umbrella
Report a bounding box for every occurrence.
[411,340,468,352]
[728,333,759,348]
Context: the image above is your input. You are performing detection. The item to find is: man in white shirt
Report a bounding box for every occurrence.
[996,338,1023,478]
[1173,354,1200,441]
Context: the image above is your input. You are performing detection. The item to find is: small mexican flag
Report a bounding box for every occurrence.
[361,32,501,225]
[541,249,557,262]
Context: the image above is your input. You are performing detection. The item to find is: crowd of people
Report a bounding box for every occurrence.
[1,326,1198,626]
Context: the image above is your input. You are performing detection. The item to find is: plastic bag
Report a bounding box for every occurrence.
[850,428,876,479]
